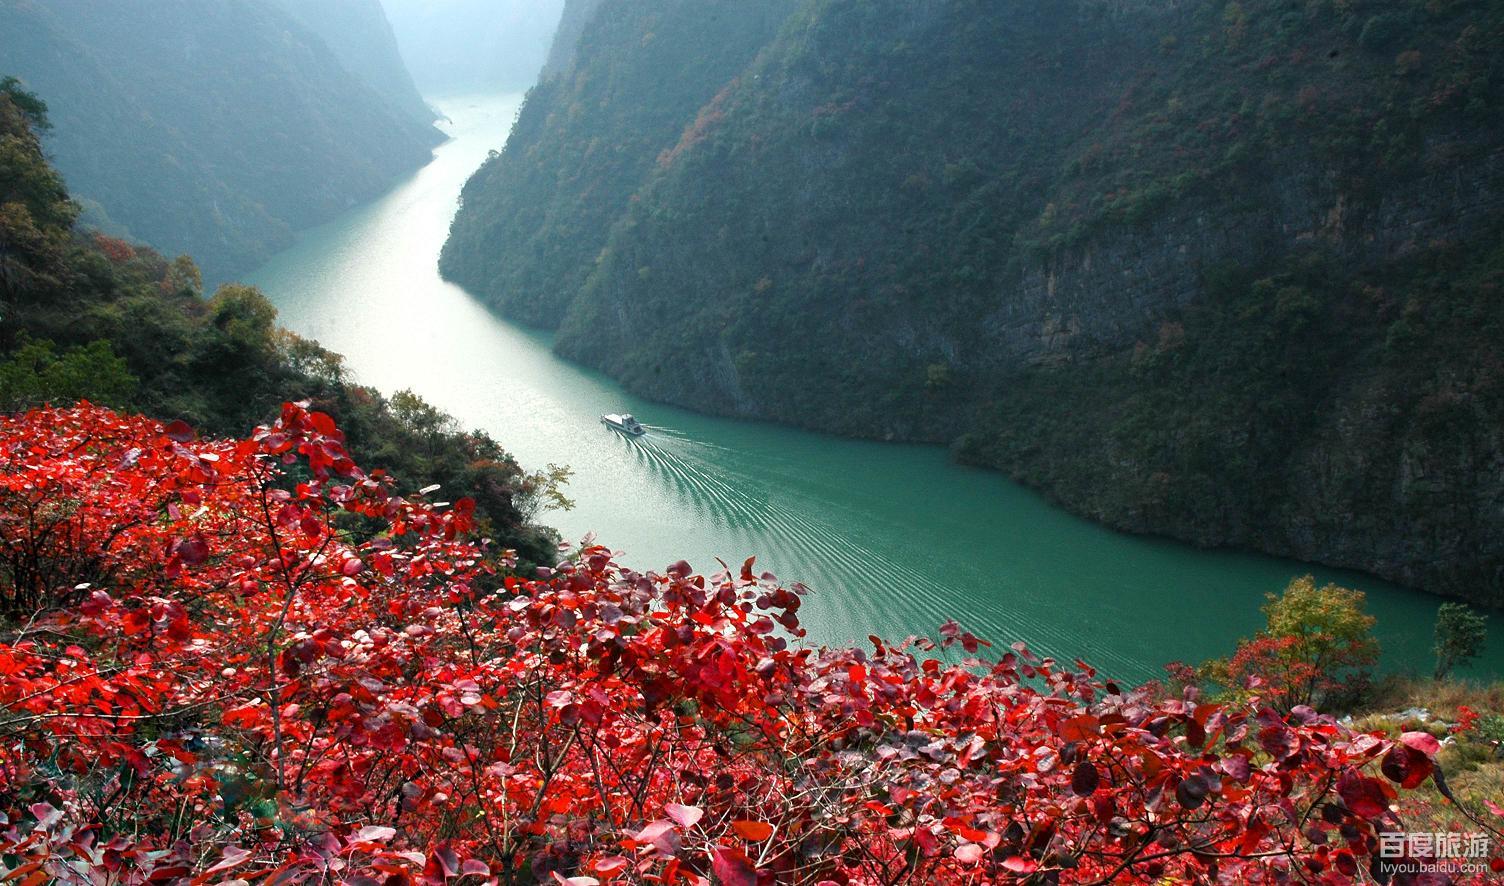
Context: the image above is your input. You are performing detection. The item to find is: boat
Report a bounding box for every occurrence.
[601,413,646,437]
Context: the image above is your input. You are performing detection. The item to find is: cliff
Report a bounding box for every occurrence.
[540,0,606,81]
[269,0,438,131]
[441,0,802,326]
[0,0,442,283]
[442,0,1504,605]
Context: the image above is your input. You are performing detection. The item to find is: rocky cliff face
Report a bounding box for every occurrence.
[445,0,1504,604]
[0,0,441,283]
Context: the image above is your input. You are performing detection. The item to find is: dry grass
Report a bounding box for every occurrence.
[1343,676,1504,867]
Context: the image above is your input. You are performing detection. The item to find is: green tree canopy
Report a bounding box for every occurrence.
[1206,576,1379,711]
[1433,602,1487,680]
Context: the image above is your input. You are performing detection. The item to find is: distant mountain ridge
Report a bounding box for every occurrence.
[0,0,442,284]
[270,0,438,131]
[442,0,1504,605]
[540,0,606,81]
[380,0,567,94]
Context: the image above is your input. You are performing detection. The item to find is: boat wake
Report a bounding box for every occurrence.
[625,433,1144,678]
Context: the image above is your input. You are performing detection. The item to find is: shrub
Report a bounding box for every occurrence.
[0,404,1494,882]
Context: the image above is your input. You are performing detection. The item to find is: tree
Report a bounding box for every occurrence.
[0,83,77,307]
[1208,575,1379,711]
[0,337,137,410]
[0,76,51,132]
[1434,601,1488,680]
[517,462,576,520]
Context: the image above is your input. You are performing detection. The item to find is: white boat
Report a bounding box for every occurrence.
[601,413,646,436]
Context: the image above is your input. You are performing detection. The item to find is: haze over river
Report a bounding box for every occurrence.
[250,94,1501,682]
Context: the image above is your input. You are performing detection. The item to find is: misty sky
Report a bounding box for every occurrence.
[381,0,567,95]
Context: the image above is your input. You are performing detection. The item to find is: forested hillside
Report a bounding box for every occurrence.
[268,0,437,130]
[443,0,1504,605]
[540,0,607,80]
[0,81,554,564]
[0,0,442,283]
[440,0,802,327]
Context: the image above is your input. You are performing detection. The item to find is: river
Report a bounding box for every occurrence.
[249,93,1500,683]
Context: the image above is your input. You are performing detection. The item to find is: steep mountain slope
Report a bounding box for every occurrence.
[0,0,441,283]
[540,0,606,80]
[0,79,556,564]
[442,0,1504,604]
[440,0,802,326]
[270,0,437,130]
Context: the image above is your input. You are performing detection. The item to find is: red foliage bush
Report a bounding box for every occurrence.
[91,234,136,264]
[0,404,1494,883]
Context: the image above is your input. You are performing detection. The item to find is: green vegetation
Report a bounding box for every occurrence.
[440,0,801,326]
[1198,580,1503,842]
[0,82,556,565]
[443,0,1504,606]
[268,0,437,132]
[0,0,442,284]
[1436,603,1490,681]
[1202,576,1380,712]
[0,338,136,411]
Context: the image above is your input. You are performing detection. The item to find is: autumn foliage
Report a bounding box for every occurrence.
[1,404,1500,884]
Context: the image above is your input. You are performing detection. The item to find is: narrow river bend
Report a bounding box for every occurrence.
[249,94,1501,683]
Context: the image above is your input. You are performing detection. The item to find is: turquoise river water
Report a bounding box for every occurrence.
[249,93,1501,683]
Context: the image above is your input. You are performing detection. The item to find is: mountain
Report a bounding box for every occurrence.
[0,78,556,565]
[441,0,1504,605]
[0,0,443,284]
[269,0,437,130]
[540,0,606,81]
[380,0,567,94]
[441,0,803,327]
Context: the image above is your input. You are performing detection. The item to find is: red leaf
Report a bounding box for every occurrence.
[200,846,252,875]
[665,803,703,828]
[1337,771,1393,819]
[172,534,210,566]
[731,820,773,841]
[1059,715,1099,742]
[1002,856,1039,874]
[634,820,679,856]
[353,825,397,844]
[954,843,984,864]
[163,419,196,442]
[1399,731,1441,757]
[1380,745,1433,789]
[711,847,757,886]
[1071,761,1100,796]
